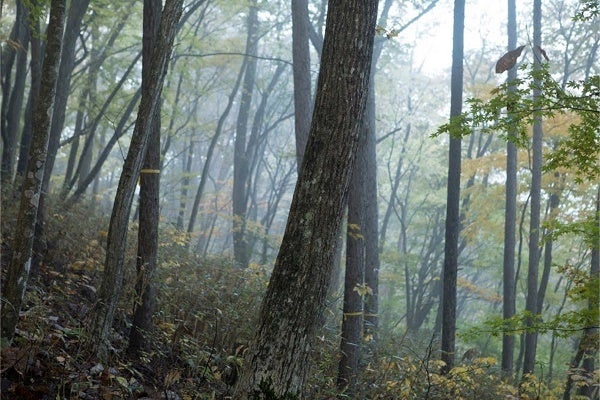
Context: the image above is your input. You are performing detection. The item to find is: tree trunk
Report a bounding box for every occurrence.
[502,0,518,378]
[31,0,91,276]
[569,188,599,399]
[233,0,378,396]
[127,0,162,357]
[363,80,380,343]
[0,0,66,344]
[1,0,30,185]
[441,0,465,375]
[176,138,194,230]
[522,0,543,377]
[291,0,312,170]
[15,18,42,179]
[337,121,367,391]
[90,0,183,361]
[232,0,259,269]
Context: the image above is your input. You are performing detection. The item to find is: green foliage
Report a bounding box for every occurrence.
[574,0,600,21]
[436,63,600,183]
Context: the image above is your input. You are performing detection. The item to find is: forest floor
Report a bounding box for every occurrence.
[0,258,242,399]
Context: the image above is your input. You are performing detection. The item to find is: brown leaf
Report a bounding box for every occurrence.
[536,45,549,61]
[495,45,526,73]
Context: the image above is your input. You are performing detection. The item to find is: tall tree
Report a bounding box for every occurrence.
[232,0,259,268]
[233,0,378,396]
[90,0,183,360]
[441,0,465,374]
[291,0,312,169]
[502,0,518,378]
[522,0,543,377]
[337,118,368,391]
[32,0,90,275]
[127,0,163,357]
[1,0,30,185]
[0,0,67,343]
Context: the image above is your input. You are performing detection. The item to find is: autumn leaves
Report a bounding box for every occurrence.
[495,44,550,73]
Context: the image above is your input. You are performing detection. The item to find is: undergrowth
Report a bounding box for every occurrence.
[1,192,593,399]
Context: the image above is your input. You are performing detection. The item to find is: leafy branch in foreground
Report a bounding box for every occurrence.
[435,63,599,183]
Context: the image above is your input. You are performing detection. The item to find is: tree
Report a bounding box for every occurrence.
[522,0,543,377]
[291,0,312,169]
[501,0,518,378]
[233,0,379,396]
[0,0,67,343]
[127,0,162,357]
[232,0,259,269]
[32,0,90,276]
[1,0,30,185]
[90,0,183,360]
[440,0,465,374]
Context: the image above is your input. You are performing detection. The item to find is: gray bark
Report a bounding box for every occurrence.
[522,0,543,377]
[502,0,518,377]
[233,0,378,397]
[0,0,67,343]
[90,0,183,361]
[441,0,465,375]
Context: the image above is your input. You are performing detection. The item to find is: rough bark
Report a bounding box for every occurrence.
[502,0,518,377]
[441,0,465,375]
[15,18,42,179]
[128,0,162,357]
[90,0,183,361]
[0,0,67,343]
[233,0,378,397]
[522,0,543,377]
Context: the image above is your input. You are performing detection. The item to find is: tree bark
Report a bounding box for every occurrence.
[90,0,183,361]
[232,0,259,269]
[1,0,30,185]
[291,0,312,170]
[233,0,378,397]
[15,17,42,180]
[337,122,367,391]
[0,0,67,343]
[127,0,162,357]
[502,0,518,378]
[441,0,465,375]
[522,0,543,377]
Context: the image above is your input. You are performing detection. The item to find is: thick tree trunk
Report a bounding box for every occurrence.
[90,0,183,361]
[441,0,465,375]
[128,0,162,357]
[0,0,67,343]
[522,0,543,377]
[502,0,518,378]
[233,0,378,397]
